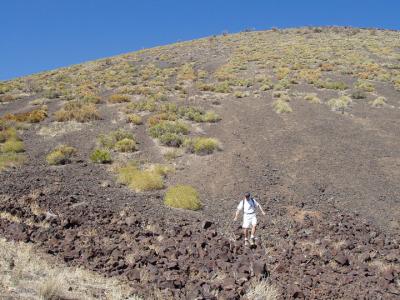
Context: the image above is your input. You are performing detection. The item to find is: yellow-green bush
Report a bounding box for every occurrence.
[147,112,177,126]
[126,114,143,125]
[114,138,137,152]
[355,80,375,92]
[370,96,386,107]
[315,80,348,90]
[1,138,24,153]
[125,100,157,112]
[184,137,221,155]
[327,96,352,111]
[117,163,164,192]
[272,99,292,113]
[304,93,321,104]
[164,185,202,210]
[98,129,135,150]
[90,149,112,164]
[46,145,77,165]
[2,106,48,123]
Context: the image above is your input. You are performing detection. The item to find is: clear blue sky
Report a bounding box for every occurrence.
[1,0,399,80]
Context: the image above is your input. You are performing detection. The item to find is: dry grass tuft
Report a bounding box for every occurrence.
[55,101,100,122]
[117,162,166,192]
[108,94,130,103]
[370,96,386,107]
[272,99,292,114]
[184,137,221,155]
[245,280,279,300]
[164,185,202,210]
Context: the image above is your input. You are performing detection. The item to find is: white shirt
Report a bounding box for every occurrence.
[237,198,259,214]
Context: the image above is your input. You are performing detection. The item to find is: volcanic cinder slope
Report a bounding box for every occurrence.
[0,27,399,299]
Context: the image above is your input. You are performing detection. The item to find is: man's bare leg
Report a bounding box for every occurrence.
[243,228,248,240]
[251,225,256,238]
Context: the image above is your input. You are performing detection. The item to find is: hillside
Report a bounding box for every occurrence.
[0,27,399,299]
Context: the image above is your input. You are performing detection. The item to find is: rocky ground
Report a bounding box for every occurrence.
[1,27,400,299]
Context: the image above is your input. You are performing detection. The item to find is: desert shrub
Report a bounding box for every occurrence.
[273,79,291,90]
[351,90,367,99]
[108,94,130,103]
[2,106,48,123]
[184,137,221,155]
[149,121,189,147]
[46,145,77,165]
[202,111,221,123]
[316,80,348,90]
[355,80,375,92]
[0,94,17,102]
[1,139,25,153]
[177,107,221,123]
[147,112,177,126]
[260,83,273,91]
[164,185,201,210]
[90,149,112,164]
[272,99,292,113]
[234,91,250,98]
[304,93,321,104]
[163,149,180,161]
[81,92,101,104]
[177,63,196,81]
[327,96,352,111]
[370,96,386,107]
[297,69,321,84]
[149,164,175,176]
[98,129,134,149]
[54,101,100,122]
[0,153,25,171]
[114,138,137,152]
[126,114,143,125]
[117,163,164,192]
[125,100,157,112]
[149,91,167,102]
[213,81,232,93]
[0,127,19,143]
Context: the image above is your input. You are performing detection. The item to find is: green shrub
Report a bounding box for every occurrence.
[98,129,134,149]
[1,139,24,153]
[147,112,177,126]
[90,149,112,164]
[0,127,19,143]
[177,107,221,123]
[370,96,386,107]
[260,83,273,91]
[202,111,221,123]
[272,99,292,113]
[213,81,232,93]
[351,90,367,99]
[114,138,137,152]
[46,145,77,165]
[126,114,143,125]
[164,185,201,210]
[117,163,164,192]
[149,121,189,147]
[184,137,221,155]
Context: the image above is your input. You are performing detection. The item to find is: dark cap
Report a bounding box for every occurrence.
[245,192,251,198]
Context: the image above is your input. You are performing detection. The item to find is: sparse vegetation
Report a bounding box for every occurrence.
[355,80,375,92]
[90,149,112,164]
[164,185,201,210]
[114,138,137,152]
[245,280,279,300]
[184,137,221,155]
[126,100,157,112]
[2,106,48,123]
[316,80,348,90]
[46,145,77,165]
[126,113,143,125]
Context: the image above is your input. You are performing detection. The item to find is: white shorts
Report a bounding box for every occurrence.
[243,213,257,228]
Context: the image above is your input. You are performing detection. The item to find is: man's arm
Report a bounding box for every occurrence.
[256,199,266,215]
[234,201,243,221]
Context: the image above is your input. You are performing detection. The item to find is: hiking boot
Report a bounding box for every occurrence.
[244,239,249,246]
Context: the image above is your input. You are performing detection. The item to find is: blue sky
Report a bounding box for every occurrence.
[1,0,399,80]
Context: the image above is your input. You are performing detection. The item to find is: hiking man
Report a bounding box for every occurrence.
[234,192,266,246]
